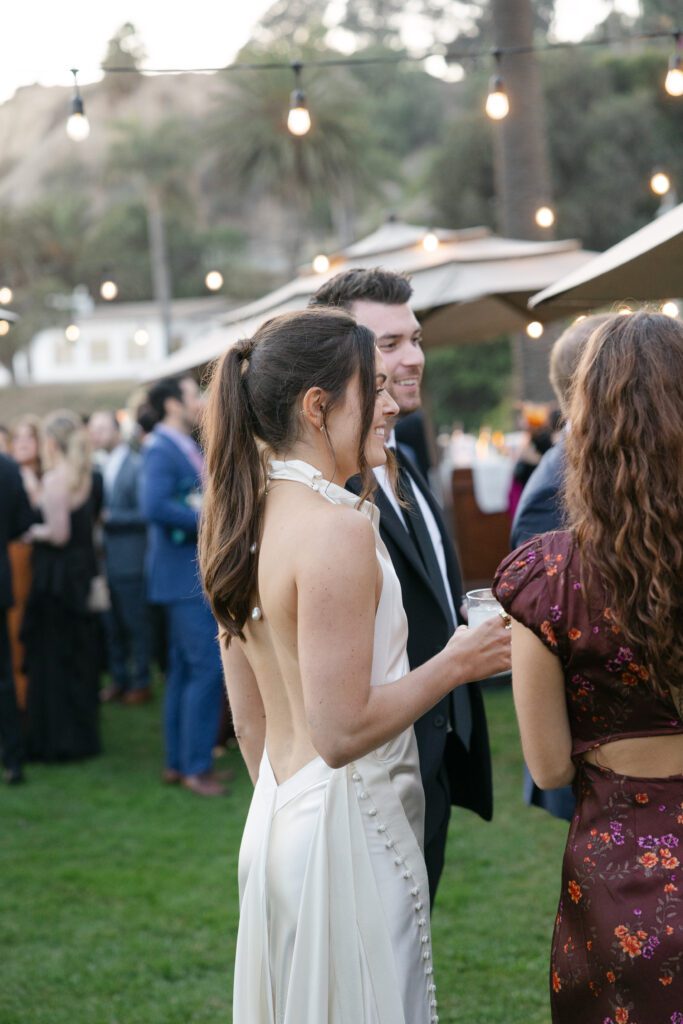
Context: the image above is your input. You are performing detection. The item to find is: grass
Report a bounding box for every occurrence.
[1,686,569,1024]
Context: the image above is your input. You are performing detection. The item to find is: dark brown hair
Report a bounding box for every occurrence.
[199,307,377,644]
[565,310,683,700]
[311,267,413,311]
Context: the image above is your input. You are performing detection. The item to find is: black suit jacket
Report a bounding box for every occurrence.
[349,448,493,845]
[0,454,34,609]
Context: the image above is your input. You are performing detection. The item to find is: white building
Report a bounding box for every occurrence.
[12,295,233,385]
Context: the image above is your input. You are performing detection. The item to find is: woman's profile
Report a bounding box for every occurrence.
[199,307,510,1022]
[494,311,683,1023]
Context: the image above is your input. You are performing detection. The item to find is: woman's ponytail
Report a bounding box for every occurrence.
[199,338,265,644]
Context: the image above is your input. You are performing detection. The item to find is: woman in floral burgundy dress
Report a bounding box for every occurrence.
[494,311,683,1024]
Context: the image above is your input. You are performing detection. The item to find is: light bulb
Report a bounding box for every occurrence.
[421,232,440,253]
[535,206,555,228]
[65,324,80,342]
[526,321,544,339]
[650,171,671,196]
[0,320,9,336]
[287,102,311,137]
[661,301,679,317]
[133,329,149,347]
[665,54,683,97]
[312,254,330,274]
[66,112,90,141]
[205,270,224,291]
[0,286,13,305]
[100,280,118,301]
[485,76,509,120]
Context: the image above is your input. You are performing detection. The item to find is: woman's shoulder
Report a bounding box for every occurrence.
[493,530,576,609]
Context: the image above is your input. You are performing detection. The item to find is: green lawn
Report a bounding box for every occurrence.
[1,687,568,1023]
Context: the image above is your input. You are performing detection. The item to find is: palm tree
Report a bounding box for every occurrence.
[208,47,387,271]
[107,118,197,355]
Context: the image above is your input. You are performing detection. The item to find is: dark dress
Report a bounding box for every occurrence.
[494,532,683,1024]
[24,490,101,760]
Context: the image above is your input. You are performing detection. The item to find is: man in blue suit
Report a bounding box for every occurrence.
[142,377,225,797]
[89,411,151,705]
[511,313,610,822]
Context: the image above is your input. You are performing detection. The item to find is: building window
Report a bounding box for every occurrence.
[54,338,74,364]
[90,338,110,363]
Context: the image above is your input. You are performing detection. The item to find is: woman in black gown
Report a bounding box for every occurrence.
[23,410,101,760]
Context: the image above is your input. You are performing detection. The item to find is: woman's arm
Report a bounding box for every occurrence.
[510,619,575,789]
[26,472,70,546]
[220,636,265,784]
[296,508,511,769]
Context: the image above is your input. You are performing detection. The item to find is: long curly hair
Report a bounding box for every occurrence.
[565,310,683,699]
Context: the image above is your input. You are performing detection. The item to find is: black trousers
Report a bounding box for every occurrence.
[0,609,24,772]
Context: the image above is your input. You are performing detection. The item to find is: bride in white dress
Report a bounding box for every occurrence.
[199,308,510,1023]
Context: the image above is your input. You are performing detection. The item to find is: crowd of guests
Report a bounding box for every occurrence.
[0,377,230,796]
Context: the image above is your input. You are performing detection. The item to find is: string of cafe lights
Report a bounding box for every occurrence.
[65,27,682,142]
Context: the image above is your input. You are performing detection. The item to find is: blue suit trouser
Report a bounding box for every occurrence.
[164,597,223,777]
[104,576,151,692]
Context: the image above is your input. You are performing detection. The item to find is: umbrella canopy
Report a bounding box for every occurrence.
[145,220,594,379]
[530,202,683,315]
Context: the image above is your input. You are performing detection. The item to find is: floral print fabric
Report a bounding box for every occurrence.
[493,532,683,1023]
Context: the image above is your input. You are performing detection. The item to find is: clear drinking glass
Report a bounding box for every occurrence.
[465,587,505,629]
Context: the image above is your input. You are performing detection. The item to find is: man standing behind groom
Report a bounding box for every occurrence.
[313,269,492,904]
[141,377,225,797]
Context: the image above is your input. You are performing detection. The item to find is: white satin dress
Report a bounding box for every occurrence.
[232,459,439,1024]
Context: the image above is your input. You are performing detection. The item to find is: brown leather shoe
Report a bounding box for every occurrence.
[181,773,228,797]
[122,688,153,706]
[100,684,124,703]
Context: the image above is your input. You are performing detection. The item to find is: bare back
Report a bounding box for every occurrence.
[238,476,382,785]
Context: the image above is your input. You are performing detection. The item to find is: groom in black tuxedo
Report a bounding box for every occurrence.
[313,268,492,904]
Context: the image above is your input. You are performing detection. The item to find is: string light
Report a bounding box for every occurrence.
[526,321,544,338]
[650,170,671,195]
[0,286,13,305]
[65,324,80,341]
[661,301,679,317]
[205,270,224,291]
[133,328,149,346]
[0,320,10,336]
[535,205,555,228]
[287,62,311,137]
[66,69,90,142]
[665,34,683,96]
[485,52,509,120]
[100,279,118,301]
[312,254,330,273]
[421,231,440,252]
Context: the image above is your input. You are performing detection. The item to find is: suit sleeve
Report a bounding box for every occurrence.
[142,444,199,536]
[106,456,147,530]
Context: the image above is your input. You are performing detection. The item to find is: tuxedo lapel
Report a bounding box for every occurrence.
[371,484,438,593]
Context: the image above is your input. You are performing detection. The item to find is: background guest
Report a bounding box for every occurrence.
[7,416,42,711]
[88,410,151,705]
[141,377,225,797]
[0,453,34,783]
[23,410,101,761]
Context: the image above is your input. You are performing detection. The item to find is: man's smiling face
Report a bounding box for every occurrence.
[350,299,424,417]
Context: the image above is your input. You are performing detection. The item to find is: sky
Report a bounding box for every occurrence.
[2,0,641,105]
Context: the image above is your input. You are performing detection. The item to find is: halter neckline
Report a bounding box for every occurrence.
[268,458,379,526]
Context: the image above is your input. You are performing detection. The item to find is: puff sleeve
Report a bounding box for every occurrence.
[493,536,566,659]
